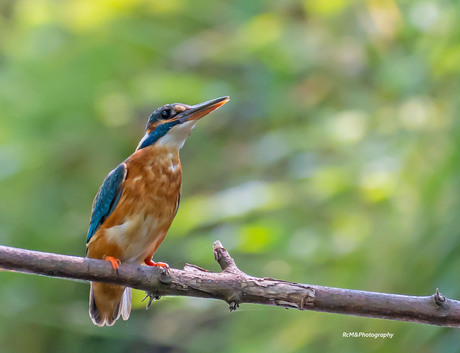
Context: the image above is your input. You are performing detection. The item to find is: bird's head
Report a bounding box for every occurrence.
[137,96,229,151]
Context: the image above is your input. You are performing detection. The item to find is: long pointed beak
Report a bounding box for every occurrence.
[178,96,230,122]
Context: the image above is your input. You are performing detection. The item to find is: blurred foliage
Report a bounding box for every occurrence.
[1,0,460,352]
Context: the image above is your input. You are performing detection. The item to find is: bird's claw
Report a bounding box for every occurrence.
[142,292,161,309]
[144,258,169,269]
[103,256,121,273]
[229,301,239,312]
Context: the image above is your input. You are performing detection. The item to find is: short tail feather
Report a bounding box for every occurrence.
[89,282,132,327]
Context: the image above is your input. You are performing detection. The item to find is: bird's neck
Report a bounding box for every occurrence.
[155,121,196,150]
[137,121,196,151]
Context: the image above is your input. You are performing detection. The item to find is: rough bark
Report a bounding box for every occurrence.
[0,241,458,327]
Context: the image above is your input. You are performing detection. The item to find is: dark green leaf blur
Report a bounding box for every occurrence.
[1,0,459,352]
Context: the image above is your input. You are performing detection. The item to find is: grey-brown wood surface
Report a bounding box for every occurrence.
[0,241,459,327]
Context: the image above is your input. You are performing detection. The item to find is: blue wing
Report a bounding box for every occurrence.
[87,163,127,243]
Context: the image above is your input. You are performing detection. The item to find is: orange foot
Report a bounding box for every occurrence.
[104,256,121,271]
[144,257,169,268]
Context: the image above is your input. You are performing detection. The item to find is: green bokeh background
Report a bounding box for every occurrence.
[1,0,460,352]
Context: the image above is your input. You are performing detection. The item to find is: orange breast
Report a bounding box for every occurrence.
[87,145,182,264]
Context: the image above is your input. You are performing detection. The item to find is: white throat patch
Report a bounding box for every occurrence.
[156,121,197,150]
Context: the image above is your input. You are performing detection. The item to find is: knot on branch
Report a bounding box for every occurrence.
[433,288,446,306]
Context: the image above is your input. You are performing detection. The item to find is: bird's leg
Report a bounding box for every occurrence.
[103,256,121,271]
[144,257,169,268]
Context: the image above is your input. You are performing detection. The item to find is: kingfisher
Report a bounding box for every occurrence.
[86,96,229,326]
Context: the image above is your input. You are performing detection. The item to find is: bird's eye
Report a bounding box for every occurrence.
[161,109,171,119]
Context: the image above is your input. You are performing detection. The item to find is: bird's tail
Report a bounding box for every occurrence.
[89,282,132,327]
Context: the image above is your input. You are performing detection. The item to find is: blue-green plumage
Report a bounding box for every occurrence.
[138,120,180,150]
[87,163,126,243]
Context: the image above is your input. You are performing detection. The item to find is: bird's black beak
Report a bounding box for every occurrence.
[178,96,230,123]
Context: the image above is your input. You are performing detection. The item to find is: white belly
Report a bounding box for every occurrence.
[105,214,166,263]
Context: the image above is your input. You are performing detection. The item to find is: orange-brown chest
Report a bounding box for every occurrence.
[122,145,182,217]
[88,145,182,263]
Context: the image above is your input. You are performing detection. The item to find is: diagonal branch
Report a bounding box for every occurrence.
[0,241,459,327]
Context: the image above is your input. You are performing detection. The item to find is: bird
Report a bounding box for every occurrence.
[86,96,229,326]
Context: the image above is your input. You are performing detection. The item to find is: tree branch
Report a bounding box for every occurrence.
[0,241,459,327]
